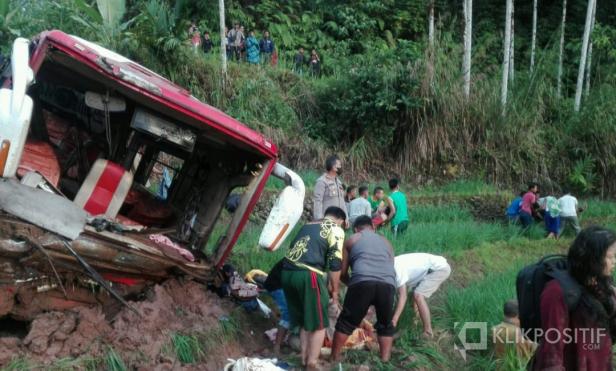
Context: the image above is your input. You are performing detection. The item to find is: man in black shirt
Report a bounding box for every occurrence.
[281,206,346,369]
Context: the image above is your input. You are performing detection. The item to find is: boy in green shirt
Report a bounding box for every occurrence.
[388,178,409,236]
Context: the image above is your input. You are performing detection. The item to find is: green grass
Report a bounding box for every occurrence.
[413,179,502,197]
[104,347,126,371]
[172,333,204,364]
[1,358,30,371]
[581,198,616,219]
[410,204,474,224]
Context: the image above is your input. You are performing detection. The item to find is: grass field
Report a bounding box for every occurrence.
[226,178,610,370]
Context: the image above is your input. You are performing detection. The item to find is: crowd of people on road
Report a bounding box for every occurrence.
[187,20,322,75]
[506,182,584,238]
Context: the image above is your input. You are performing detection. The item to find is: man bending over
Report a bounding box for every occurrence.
[392,253,451,338]
[331,216,396,362]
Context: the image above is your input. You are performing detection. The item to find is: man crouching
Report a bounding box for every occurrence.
[331,215,396,362]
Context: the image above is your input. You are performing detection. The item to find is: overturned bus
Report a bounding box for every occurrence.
[0,31,304,320]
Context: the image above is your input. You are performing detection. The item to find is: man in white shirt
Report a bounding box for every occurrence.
[392,253,451,338]
[558,189,582,236]
[348,186,372,224]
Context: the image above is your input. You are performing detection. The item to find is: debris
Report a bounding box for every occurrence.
[224,357,286,371]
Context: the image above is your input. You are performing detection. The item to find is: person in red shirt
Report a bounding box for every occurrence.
[520,183,539,228]
[531,226,616,370]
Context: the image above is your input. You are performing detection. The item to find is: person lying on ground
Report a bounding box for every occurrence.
[331,216,397,362]
[492,299,536,369]
[280,206,346,370]
[558,188,583,237]
[348,186,372,225]
[388,178,409,236]
[530,226,616,370]
[506,191,525,223]
[245,259,290,355]
[391,253,451,338]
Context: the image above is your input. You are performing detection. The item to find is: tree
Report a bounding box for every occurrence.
[219,0,227,83]
[509,5,515,84]
[584,0,596,97]
[462,0,472,98]
[501,0,513,111]
[574,0,596,112]
[428,0,435,48]
[530,0,538,72]
[556,0,567,98]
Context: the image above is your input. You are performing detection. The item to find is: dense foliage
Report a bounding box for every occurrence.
[3,0,616,194]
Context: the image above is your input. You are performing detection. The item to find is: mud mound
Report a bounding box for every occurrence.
[1,279,258,369]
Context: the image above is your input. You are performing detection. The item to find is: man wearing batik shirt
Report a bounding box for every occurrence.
[281,206,346,370]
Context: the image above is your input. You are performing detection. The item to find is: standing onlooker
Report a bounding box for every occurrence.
[312,155,346,222]
[202,32,213,53]
[530,226,616,370]
[344,185,357,214]
[228,23,244,62]
[348,186,372,224]
[559,189,582,236]
[492,300,537,368]
[189,23,201,52]
[238,26,246,60]
[331,216,396,362]
[506,192,524,223]
[520,183,539,228]
[294,47,305,74]
[388,178,409,236]
[281,207,346,369]
[224,27,232,60]
[246,30,260,64]
[309,49,321,77]
[259,31,275,64]
[391,253,451,338]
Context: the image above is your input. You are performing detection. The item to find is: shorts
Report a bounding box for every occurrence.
[413,265,451,298]
[281,269,329,331]
[269,289,290,329]
[335,281,396,337]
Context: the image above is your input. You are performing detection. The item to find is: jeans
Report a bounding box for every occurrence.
[519,211,533,228]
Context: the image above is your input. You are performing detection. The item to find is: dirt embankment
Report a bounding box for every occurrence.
[0,279,263,370]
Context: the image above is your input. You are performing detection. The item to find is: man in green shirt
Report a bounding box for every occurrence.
[388,178,409,236]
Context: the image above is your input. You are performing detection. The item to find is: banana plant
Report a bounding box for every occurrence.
[70,0,136,52]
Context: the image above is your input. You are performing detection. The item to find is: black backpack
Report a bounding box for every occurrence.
[516,254,582,342]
